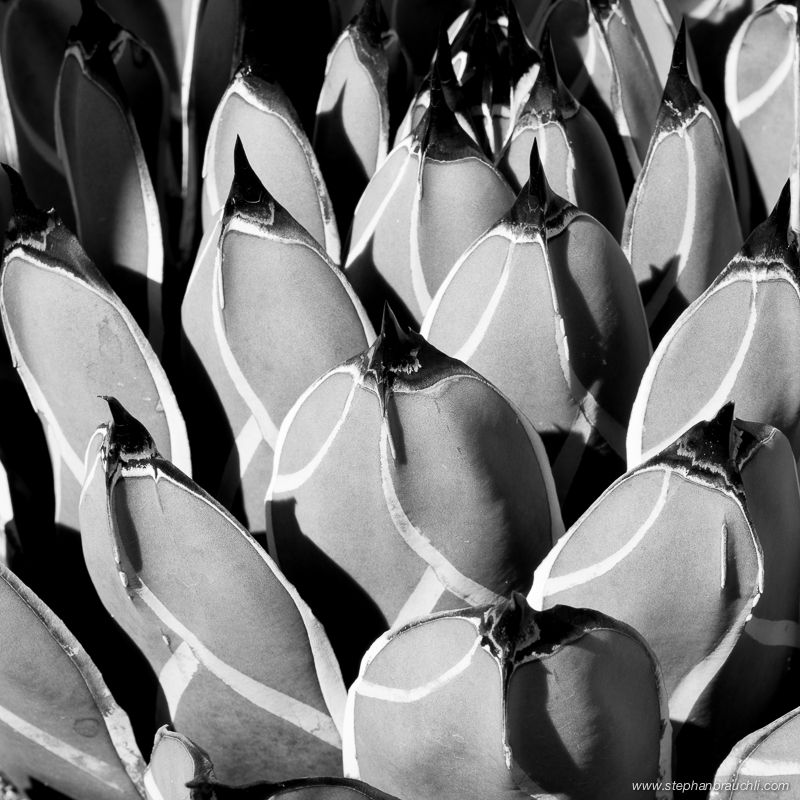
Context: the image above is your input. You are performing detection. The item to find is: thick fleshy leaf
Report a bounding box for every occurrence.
[544,0,661,190]
[705,418,800,767]
[201,56,340,263]
[0,0,179,234]
[0,167,189,534]
[344,595,671,800]
[423,142,649,525]
[182,139,373,535]
[498,26,626,240]
[0,561,145,800]
[79,400,347,784]
[1,0,77,226]
[55,1,165,352]
[192,778,401,800]
[188,0,245,148]
[710,707,800,799]
[314,0,391,237]
[0,4,18,175]
[623,22,742,345]
[148,725,402,800]
[100,10,175,229]
[345,69,515,330]
[531,405,780,782]
[266,306,563,682]
[725,3,795,233]
[108,0,181,96]
[627,182,800,467]
[144,727,214,800]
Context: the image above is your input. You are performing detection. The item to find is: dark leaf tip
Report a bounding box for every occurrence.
[365,304,423,417]
[732,179,799,272]
[223,138,276,228]
[508,139,551,230]
[479,593,541,662]
[354,0,384,49]
[238,52,277,84]
[103,397,158,463]
[659,20,702,125]
[1,166,54,247]
[69,0,118,54]
[645,402,744,498]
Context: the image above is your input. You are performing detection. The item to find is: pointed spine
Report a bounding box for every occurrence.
[222,136,276,229]
[363,304,421,422]
[508,139,551,231]
[523,26,577,122]
[414,60,484,161]
[642,402,745,499]
[656,21,703,134]
[102,397,159,465]
[728,181,800,276]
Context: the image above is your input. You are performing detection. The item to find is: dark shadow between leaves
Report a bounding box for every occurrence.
[47,524,159,758]
[269,497,386,686]
[178,333,245,525]
[315,89,371,242]
[345,237,419,334]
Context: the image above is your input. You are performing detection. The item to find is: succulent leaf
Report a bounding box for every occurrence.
[79,400,347,784]
[344,596,671,800]
[0,561,145,800]
[623,21,742,345]
[183,138,371,535]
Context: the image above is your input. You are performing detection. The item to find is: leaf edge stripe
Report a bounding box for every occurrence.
[136,581,342,748]
[0,704,128,792]
[543,469,671,596]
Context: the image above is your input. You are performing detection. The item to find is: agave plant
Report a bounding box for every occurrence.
[1,1,800,800]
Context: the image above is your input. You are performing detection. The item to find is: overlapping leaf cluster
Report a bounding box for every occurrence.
[0,1,799,800]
